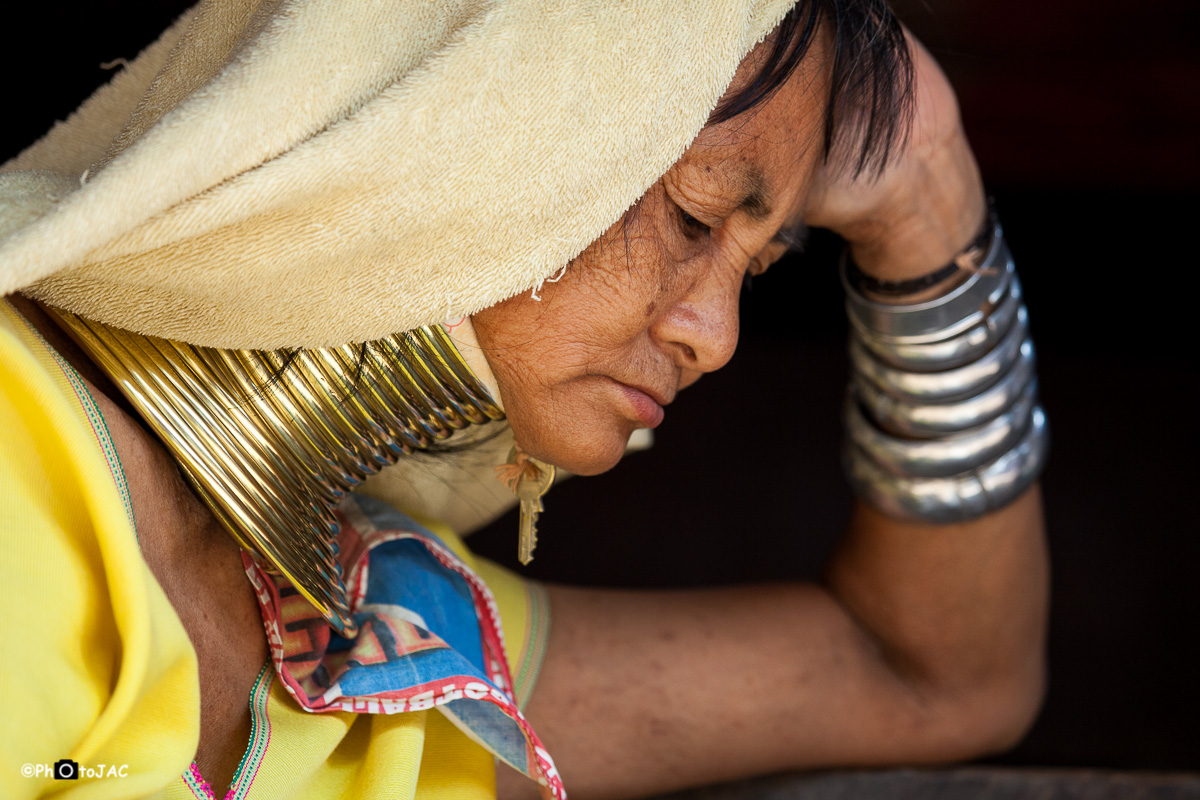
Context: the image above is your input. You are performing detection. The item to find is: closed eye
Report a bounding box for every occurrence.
[677,207,711,241]
[771,218,809,254]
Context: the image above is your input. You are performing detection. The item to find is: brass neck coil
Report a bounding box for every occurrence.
[53,309,504,637]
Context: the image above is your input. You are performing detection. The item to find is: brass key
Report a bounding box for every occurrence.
[514,456,555,565]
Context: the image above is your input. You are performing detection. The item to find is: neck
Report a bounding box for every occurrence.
[47,307,504,636]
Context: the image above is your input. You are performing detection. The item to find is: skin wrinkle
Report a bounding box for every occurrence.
[473,40,829,477]
[667,112,821,236]
[472,14,913,473]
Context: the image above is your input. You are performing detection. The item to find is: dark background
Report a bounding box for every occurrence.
[6,0,1197,774]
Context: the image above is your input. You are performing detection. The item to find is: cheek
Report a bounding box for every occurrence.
[488,229,671,361]
[471,271,642,406]
[469,241,676,472]
[475,307,643,474]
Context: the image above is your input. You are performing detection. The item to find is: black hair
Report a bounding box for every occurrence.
[710,0,914,176]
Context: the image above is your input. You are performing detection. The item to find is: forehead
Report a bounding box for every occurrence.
[666,34,831,219]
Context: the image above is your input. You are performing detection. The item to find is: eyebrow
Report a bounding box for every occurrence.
[738,167,808,253]
[738,168,774,221]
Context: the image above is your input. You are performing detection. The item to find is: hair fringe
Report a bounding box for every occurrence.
[711,0,915,177]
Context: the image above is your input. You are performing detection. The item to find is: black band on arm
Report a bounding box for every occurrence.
[843,203,995,297]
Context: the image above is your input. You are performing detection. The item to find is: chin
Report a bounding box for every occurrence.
[560,451,625,477]
[520,424,634,477]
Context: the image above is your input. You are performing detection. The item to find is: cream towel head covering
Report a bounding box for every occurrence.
[1,0,794,350]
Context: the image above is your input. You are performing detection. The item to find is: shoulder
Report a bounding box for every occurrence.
[0,300,199,797]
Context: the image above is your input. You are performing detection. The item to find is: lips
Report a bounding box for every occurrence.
[624,382,673,408]
[610,379,672,428]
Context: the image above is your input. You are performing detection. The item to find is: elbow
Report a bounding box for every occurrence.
[918,655,1047,762]
[980,658,1047,755]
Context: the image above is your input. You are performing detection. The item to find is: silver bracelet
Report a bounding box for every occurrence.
[848,312,1029,403]
[852,275,1024,372]
[841,210,1048,523]
[842,218,1011,343]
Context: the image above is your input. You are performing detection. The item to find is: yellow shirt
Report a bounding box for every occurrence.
[0,301,549,799]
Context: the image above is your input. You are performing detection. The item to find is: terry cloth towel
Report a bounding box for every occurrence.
[0,0,794,350]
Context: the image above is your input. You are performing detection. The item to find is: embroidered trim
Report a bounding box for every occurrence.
[50,352,137,539]
[180,662,274,800]
[226,661,274,800]
[514,581,550,709]
[7,306,138,540]
[183,762,216,800]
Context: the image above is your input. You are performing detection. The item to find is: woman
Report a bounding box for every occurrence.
[0,0,1047,798]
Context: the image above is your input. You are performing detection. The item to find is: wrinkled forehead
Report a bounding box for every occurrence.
[664,36,832,222]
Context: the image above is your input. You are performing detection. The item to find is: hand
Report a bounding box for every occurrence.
[804,33,985,283]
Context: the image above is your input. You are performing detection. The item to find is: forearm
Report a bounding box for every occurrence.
[510,520,1046,800]
[821,156,1048,750]
[827,490,1049,746]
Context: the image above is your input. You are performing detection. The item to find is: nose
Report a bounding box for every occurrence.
[650,265,741,374]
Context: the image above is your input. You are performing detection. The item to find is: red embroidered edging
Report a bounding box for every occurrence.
[185,762,216,800]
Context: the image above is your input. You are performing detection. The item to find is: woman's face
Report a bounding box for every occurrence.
[473,42,830,476]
